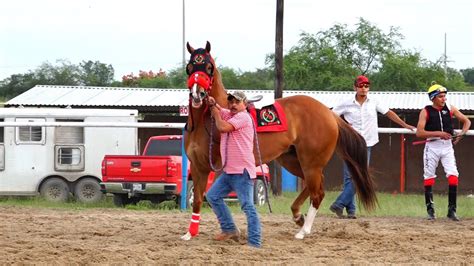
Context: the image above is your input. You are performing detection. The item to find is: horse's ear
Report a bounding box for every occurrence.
[187,42,194,54]
[205,41,211,53]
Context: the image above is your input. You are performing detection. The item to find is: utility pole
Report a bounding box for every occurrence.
[182,0,186,68]
[272,0,284,196]
[443,33,448,78]
[275,0,284,99]
[441,33,453,79]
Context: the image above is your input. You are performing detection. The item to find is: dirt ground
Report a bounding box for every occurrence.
[1,206,473,264]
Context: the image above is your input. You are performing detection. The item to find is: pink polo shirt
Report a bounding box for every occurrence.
[219,108,256,179]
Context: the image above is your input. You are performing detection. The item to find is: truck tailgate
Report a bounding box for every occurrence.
[103,155,179,182]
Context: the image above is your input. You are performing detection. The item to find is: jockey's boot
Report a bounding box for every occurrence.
[447,185,460,221]
[424,185,435,220]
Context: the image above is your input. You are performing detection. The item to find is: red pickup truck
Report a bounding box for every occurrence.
[100,135,271,207]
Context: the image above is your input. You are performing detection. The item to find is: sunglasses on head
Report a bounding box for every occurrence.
[358,83,370,88]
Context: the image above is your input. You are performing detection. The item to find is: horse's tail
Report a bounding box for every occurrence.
[336,117,378,211]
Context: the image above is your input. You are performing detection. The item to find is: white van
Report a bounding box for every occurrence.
[0,108,138,203]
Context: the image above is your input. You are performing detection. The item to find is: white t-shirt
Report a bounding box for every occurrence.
[332,96,389,147]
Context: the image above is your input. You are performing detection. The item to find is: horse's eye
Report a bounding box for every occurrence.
[206,64,214,75]
[186,64,193,75]
[199,91,207,98]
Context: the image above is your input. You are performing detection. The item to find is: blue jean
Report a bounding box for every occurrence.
[333,147,372,215]
[206,169,261,247]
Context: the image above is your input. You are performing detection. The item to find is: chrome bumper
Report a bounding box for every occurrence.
[100,182,177,195]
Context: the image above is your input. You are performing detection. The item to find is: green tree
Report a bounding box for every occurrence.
[320,18,403,74]
[219,66,241,89]
[0,59,117,99]
[278,18,404,90]
[372,52,466,91]
[35,59,80,85]
[460,68,474,85]
[138,76,170,88]
[371,51,433,91]
[167,66,187,88]
[280,32,356,90]
[79,60,115,86]
[238,68,273,89]
[0,72,38,99]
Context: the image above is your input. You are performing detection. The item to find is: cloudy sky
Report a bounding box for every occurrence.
[1,0,472,81]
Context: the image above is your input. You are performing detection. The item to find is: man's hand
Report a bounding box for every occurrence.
[453,132,465,145]
[405,124,416,131]
[207,96,220,118]
[439,131,452,140]
[207,96,216,107]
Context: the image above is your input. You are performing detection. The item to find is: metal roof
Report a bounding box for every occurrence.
[5,85,474,111]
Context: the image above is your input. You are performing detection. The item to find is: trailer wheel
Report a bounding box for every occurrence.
[74,178,104,204]
[253,179,266,206]
[40,178,70,202]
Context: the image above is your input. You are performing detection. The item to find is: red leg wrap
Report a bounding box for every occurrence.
[188,213,200,236]
[448,175,458,186]
[424,178,435,186]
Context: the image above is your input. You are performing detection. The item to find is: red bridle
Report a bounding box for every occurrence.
[187,71,213,92]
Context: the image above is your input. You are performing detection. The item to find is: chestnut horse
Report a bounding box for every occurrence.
[181,42,377,240]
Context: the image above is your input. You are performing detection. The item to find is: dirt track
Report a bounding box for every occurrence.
[1,206,473,264]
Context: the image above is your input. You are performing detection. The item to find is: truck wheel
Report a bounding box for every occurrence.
[253,179,266,206]
[113,194,130,207]
[40,178,70,202]
[74,178,104,204]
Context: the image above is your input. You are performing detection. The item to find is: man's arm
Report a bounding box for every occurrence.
[210,106,235,133]
[451,105,471,144]
[208,96,235,133]
[385,110,416,130]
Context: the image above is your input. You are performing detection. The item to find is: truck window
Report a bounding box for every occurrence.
[145,139,182,156]
[15,118,45,144]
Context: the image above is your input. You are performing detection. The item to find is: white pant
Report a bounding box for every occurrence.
[423,139,459,179]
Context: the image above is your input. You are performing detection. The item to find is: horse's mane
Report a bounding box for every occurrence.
[210,67,228,107]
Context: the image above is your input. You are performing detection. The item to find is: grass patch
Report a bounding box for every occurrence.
[1,192,473,218]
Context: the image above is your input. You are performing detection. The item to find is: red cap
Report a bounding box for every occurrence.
[354,75,370,86]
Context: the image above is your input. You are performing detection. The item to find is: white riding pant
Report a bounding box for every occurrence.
[423,139,459,179]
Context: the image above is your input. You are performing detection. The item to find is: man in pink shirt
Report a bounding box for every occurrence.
[206,91,261,248]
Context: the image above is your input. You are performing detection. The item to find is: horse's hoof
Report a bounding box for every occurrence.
[180,231,192,241]
[294,228,308,240]
[293,214,305,227]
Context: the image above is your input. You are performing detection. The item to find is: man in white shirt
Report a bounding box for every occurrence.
[329,75,415,219]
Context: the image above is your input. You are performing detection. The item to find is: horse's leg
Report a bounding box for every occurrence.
[277,153,308,226]
[295,169,325,240]
[181,166,209,241]
[290,187,309,227]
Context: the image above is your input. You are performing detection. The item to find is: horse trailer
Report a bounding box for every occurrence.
[0,108,138,203]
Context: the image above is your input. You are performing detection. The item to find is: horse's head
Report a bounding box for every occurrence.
[186,41,215,108]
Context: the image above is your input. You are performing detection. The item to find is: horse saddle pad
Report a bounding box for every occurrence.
[249,101,288,133]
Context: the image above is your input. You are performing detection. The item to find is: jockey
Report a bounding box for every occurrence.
[415,82,471,221]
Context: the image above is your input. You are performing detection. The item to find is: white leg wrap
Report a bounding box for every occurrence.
[180,231,192,241]
[295,205,318,239]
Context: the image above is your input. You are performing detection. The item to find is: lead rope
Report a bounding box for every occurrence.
[248,112,273,213]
